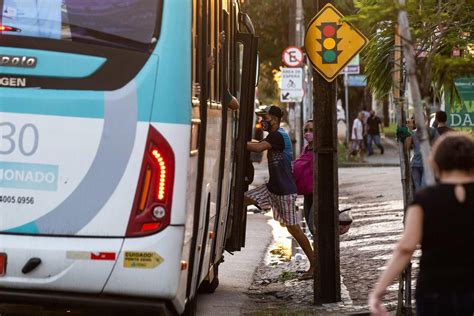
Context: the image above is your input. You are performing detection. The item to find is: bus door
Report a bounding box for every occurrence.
[225,16,258,252]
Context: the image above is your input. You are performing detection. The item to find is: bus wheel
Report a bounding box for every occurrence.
[198,264,219,294]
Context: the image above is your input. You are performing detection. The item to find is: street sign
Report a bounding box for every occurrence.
[305,4,368,82]
[447,77,474,129]
[280,67,304,102]
[348,75,367,87]
[282,46,304,67]
[342,54,360,74]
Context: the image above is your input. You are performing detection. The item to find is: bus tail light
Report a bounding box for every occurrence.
[126,126,175,237]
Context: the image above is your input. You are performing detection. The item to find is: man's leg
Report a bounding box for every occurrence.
[411,166,423,192]
[287,224,314,270]
[244,195,257,207]
[374,134,384,154]
[359,140,367,162]
[367,134,374,155]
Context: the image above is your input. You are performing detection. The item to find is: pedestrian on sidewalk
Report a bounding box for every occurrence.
[367,110,385,156]
[293,120,354,236]
[293,120,315,234]
[348,111,367,163]
[405,117,439,191]
[435,110,454,135]
[369,132,474,316]
[244,105,314,280]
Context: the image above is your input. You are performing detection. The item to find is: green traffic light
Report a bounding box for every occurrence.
[323,50,337,63]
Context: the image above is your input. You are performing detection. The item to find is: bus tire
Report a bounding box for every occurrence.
[198,264,219,294]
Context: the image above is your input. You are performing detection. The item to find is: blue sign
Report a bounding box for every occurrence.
[348,75,367,87]
[0,161,58,191]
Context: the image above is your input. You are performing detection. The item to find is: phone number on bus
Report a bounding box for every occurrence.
[0,195,35,205]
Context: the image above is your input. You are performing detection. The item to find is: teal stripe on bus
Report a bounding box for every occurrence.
[0,88,105,119]
[0,47,106,78]
[150,0,192,125]
[3,222,39,234]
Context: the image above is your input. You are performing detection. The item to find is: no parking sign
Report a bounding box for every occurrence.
[282,46,304,67]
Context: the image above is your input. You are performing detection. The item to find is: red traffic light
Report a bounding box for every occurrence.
[322,25,336,37]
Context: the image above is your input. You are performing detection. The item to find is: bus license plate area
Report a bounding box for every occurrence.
[0,253,6,276]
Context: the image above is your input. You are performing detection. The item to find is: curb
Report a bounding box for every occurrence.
[339,163,400,168]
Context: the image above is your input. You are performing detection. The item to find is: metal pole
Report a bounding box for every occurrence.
[289,0,297,156]
[312,0,341,305]
[344,72,350,145]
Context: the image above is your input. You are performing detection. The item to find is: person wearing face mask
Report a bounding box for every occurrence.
[293,120,315,235]
[245,106,315,280]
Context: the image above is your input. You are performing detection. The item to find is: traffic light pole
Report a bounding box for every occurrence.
[312,0,341,304]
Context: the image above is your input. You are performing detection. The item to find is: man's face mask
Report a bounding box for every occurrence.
[262,119,272,131]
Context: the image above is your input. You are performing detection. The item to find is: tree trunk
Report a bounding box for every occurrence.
[393,25,414,316]
[383,95,390,127]
[398,0,435,186]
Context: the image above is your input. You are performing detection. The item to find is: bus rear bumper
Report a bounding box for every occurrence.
[0,288,175,315]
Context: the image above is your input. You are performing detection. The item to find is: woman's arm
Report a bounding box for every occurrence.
[369,205,423,315]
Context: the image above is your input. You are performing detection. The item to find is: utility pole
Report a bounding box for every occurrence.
[393,25,413,316]
[289,0,297,156]
[295,0,304,155]
[344,72,350,145]
[311,0,341,304]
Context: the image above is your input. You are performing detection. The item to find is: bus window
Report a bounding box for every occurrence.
[0,0,162,52]
[1,0,62,39]
[235,42,245,101]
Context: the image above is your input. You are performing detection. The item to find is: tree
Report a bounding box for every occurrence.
[350,1,473,314]
[350,0,473,103]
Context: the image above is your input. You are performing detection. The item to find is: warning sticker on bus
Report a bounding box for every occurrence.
[123,251,164,269]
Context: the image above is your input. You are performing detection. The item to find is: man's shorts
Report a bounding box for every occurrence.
[245,184,298,226]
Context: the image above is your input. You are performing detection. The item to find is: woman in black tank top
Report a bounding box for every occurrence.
[369,133,474,316]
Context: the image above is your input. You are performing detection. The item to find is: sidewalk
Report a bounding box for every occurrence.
[246,166,412,315]
[341,137,400,167]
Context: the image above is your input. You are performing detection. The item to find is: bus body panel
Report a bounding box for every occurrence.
[103,226,185,300]
[0,234,122,293]
[0,47,106,78]
[0,80,149,236]
[0,0,256,313]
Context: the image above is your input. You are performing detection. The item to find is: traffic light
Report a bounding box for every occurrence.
[317,22,341,64]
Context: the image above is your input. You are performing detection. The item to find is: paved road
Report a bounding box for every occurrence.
[197,213,273,315]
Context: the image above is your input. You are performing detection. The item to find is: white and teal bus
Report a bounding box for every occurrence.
[0,0,258,314]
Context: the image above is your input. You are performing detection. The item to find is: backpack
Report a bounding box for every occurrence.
[293,146,313,195]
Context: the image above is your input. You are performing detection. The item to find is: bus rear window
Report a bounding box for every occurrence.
[0,0,162,51]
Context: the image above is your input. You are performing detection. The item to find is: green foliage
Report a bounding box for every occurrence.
[242,0,290,104]
[350,0,474,102]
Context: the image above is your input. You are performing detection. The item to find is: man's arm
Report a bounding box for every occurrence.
[247,140,271,153]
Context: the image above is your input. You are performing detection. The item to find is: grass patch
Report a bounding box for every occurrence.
[278,270,297,282]
[338,142,349,164]
[384,123,397,138]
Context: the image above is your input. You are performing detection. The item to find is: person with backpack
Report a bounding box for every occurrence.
[293,120,315,234]
[369,132,474,316]
[293,120,353,236]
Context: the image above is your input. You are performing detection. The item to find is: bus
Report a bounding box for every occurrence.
[0,0,258,314]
